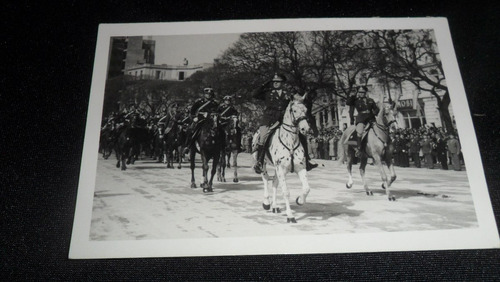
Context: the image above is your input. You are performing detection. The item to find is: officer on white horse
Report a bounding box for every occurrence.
[252,73,317,174]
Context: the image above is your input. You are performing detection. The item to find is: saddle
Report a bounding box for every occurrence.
[252,121,280,154]
[344,122,374,147]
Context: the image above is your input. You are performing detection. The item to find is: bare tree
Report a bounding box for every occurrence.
[368,29,454,132]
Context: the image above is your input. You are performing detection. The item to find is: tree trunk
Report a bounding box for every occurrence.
[436,91,454,133]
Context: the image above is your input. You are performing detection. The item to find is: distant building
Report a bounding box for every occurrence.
[125,63,213,81]
[107,36,156,79]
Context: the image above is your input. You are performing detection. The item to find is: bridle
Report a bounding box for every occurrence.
[282,101,308,133]
[372,108,397,145]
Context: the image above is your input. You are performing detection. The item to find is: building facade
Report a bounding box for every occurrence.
[107,36,156,79]
[125,63,213,81]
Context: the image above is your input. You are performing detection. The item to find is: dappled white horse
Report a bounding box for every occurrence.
[252,95,311,223]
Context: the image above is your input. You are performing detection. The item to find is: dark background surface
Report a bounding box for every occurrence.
[3,1,499,280]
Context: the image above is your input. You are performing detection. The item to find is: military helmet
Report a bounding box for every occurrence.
[272,73,286,82]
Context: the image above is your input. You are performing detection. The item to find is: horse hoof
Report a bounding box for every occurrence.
[389,196,396,201]
[346,183,352,189]
[116,163,120,168]
[121,167,126,171]
[262,203,270,210]
[223,179,226,182]
[233,178,239,183]
[272,207,281,214]
[296,196,303,206]
[287,218,297,223]
[381,183,386,190]
[191,183,197,189]
[177,166,181,169]
[366,191,373,196]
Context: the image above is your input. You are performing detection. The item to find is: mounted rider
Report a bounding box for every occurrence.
[218,95,243,152]
[252,73,318,174]
[183,87,220,151]
[158,102,183,135]
[346,86,380,156]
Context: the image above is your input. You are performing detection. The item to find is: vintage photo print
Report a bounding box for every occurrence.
[70,18,499,258]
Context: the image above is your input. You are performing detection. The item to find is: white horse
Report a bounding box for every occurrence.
[252,95,311,223]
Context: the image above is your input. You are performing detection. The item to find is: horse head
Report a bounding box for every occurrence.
[377,92,399,132]
[285,99,310,135]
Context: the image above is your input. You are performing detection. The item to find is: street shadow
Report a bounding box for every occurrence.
[93,193,131,198]
[294,201,363,221]
[359,186,453,200]
[236,175,273,182]
[215,182,263,191]
[133,166,168,170]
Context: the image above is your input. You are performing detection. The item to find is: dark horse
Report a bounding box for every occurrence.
[99,124,115,159]
[217,115,241,183]
[339,93,398,200]
[189,113,224,192]
[164,123,186,169]
[115,116,150,171]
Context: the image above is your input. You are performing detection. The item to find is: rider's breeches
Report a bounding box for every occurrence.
[258,125,270,146]
[355,123,365,137]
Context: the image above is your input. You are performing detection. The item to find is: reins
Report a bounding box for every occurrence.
[277,102,306,172]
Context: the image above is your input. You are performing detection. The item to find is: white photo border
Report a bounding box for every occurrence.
[69,18,499,259]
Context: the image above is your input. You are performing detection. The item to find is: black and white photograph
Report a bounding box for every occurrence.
[69,18,499,259]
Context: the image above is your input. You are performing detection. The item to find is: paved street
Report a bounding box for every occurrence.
[90,152,476,241]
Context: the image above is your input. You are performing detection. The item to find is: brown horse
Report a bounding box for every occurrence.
[217,115,241,183]
[339,93,399,201]
[189,113,224,193]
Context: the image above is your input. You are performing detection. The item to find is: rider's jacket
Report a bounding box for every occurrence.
[217,104,239,125]
[190,98,219,117]
[346,96,379,124]
[159,111,184,133]
[253,85,291,126]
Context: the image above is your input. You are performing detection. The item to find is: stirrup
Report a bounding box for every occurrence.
[306,162,318,171]
[253,162,263,174]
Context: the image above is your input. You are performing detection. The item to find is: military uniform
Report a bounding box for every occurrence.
[191,97,219,117]
[346,95,379,125]
[183,88,219,151]
[252,73,317,173]
[346,86,380,155]
[218,98,242,152]
[253,83,291,126]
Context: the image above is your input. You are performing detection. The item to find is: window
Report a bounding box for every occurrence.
[178,71,185,81]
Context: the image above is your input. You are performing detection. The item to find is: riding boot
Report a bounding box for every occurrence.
[253,145,265,174]
[299,134,318,171]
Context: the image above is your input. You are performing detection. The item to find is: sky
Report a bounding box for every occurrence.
[153,33,241,66]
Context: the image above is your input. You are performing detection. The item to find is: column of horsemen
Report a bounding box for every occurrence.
[99,72,462,174]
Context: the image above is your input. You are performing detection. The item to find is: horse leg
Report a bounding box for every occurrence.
[359,156,372,196]
[227,151,231,168]
[346,148,354,189]
[170,150,176,169]
[177,145,182,169]
[201,154,209,191]
[270,167,280,214]
[383,159,396,201]
[190,149,196,188]
[295,168,310,206]
[261,167,271,210]
[276,166,295,223]
[232,151,238,183]
[207,154,219,192]
[121,149,127,171]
